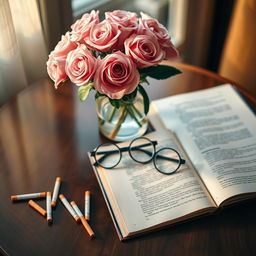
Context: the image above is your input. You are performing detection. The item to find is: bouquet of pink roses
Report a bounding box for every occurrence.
[47,10,180,140]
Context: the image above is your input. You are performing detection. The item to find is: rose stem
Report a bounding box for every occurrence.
[126,106,142,127]
[107,106,117,122]
[131,104,143,119]
[109,107,128,139]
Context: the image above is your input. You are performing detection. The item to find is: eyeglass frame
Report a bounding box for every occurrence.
[90,136,186,175]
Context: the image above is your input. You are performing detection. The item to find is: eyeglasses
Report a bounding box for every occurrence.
[90,137,186,175]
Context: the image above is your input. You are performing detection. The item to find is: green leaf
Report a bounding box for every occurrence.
[144,78,150,85]
[139,65,182,80]
[95,92,100,99]
[78,84,93,101]
[109,98,120,109]
[122,89,138,102]
[95,91,105,99]
[138,84,150,115]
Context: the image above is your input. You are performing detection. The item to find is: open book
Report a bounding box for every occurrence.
[88,84,256,240]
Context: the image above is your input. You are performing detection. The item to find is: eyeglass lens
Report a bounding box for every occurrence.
[95,143,121,169]
[154,148,181,174]
[129,137,155,163]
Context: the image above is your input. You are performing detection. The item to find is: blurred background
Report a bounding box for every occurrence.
[0,0,256,105]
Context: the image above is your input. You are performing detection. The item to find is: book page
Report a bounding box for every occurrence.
[91,130,215,237]
[151,84,256,206]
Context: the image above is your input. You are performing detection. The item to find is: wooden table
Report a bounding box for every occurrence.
[0,62,256,256]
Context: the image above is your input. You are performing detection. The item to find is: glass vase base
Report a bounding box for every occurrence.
[96,92,148,142]
[98,117,148,142]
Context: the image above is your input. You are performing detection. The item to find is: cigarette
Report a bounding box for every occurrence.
[71,201,94,238]
[11,192,46,201]
[85,191,90,221]
[59,194,80,222]
[51,177,61,207]
[46,192,52,223]
[28,200,46,217]
[80,217,95,238]
[71,201,83,217]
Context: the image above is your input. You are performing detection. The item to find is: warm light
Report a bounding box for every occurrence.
[9,0,43,38]
[0,1,17,60]
[0,0,45,61]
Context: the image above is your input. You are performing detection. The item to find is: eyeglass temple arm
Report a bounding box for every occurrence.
[93,148,154,166]
[91,142,157,166]
[90,141,157,157]
[91,148,131,167]
[90,146,130,158]
[155,154,186,164]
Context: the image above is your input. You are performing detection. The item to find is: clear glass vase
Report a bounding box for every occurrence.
[96,92,148,141]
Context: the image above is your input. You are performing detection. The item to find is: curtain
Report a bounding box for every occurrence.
[0,0,48,105]
[180,0,235,72]
[219,0,256,96]
[38,0,73,52]
[0,0,73,106]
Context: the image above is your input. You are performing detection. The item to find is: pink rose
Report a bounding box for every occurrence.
[84,21,121,52]
[46,32,77,88]
[105,10,138,24]
[161,40,179,59]
[70,10,99,43]
[53,32,78,58]
[65,45,98,86]
[124,34,165,68]
[94,51,140,99]
[47,53,67,89]
[105,10,138,49]
[139,12,178,59]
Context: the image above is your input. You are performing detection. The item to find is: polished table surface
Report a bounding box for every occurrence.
[0,62,256,256]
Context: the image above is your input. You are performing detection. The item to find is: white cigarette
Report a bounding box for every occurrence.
[11,192,46,201]
[46,192,52,223]
[71,201,95,238]
[51,177,61,207]
[85,191,90,221]
[71,201,83,217]
[59,194,80,222]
